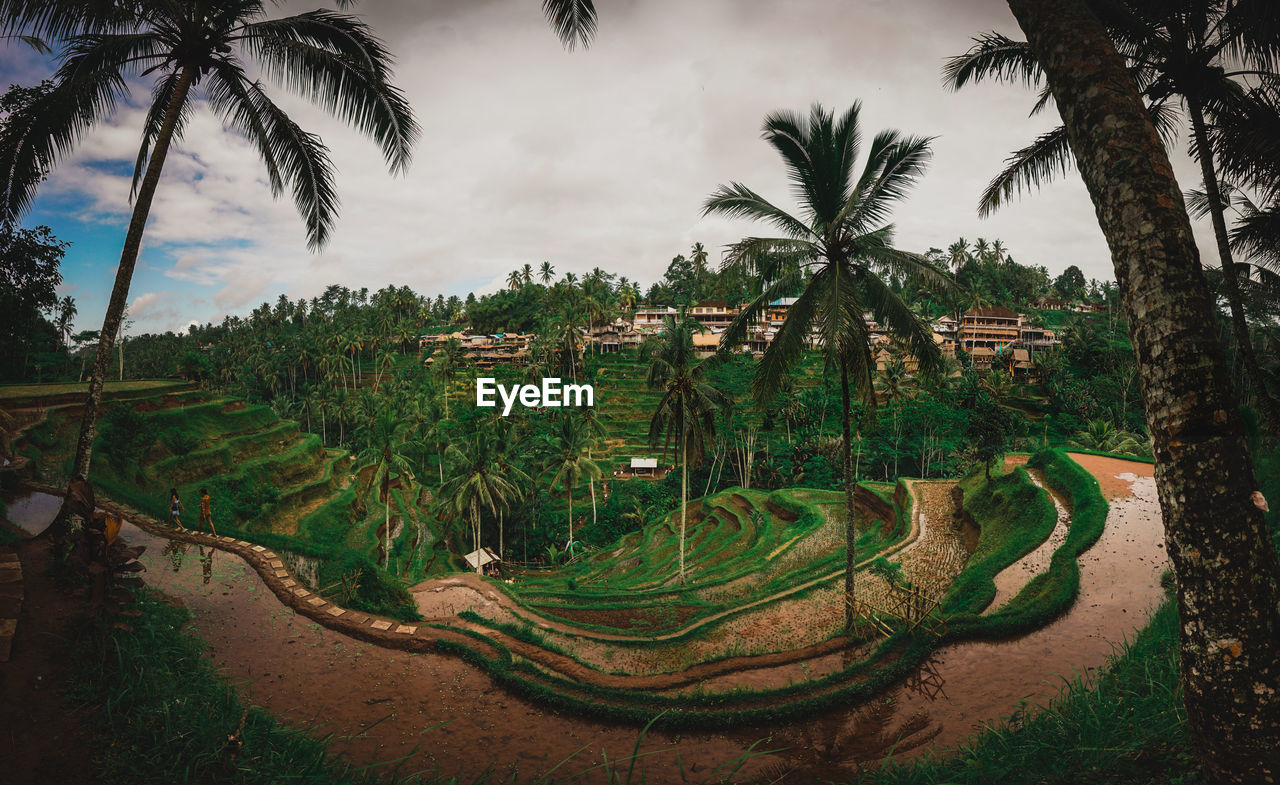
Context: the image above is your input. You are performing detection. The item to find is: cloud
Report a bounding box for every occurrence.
[14,0,1223,333]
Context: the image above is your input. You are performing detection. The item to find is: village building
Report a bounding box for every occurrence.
[958,306,1060,372]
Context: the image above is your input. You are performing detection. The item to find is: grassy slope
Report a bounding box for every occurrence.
[12,389,449,620]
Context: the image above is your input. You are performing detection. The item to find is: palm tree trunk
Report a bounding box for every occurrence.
[471,498,482,575]
[589,476,597,528]
[1005,2,1280,781]
[1186,100,1280,428]
[65,66,195,487]
[384,479,391,570]
[567,487,574,550]
[680,431,688,585]
[839,358,857,632]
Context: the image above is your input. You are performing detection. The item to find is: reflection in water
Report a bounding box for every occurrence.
[904,658,947,702]
[162,537,189,572]
[199,544,215,585]
[758,690,943,783]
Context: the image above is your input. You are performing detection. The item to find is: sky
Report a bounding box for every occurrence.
[1,0,1225,337]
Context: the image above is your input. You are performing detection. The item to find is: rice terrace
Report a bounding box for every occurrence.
[1,1,1278,785]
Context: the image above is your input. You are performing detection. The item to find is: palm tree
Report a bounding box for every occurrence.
[507,269,523,291]
[439,430,520,574]
[521,262,534,286]
[1003,1,1280,778]
[946,238,971,273]
[432,338,463,419]
[356,409,415,571]
[704,101,951,629]
[543,414,601,553]
[490,420,530,560]
[539,261,556,285]
[945,3,1280,425]
[0,1,419,485]
[643,316,730,584]
[579,403,607,528]
[53,295,75,346]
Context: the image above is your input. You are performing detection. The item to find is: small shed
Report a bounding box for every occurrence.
[631,457,658,476]
[463,547,502,575]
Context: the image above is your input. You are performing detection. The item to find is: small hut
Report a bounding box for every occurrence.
[463,547,502,576]
[630,457,658,477]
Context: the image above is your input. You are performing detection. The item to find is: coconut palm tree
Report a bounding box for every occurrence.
[490,419,530,560]
[521,262,535,286]
[507,269,523,291]
[1002,1,1280,777]
[946,238,971,273]
[539,261,556,285]
[704,101,952,629]
[945,2,1280,424]
[543,413,601,554]
[439,430,520,574]
[53,295,75,347]
[643,316,731,584]
[0,1,419,485]
[356,408,415,571]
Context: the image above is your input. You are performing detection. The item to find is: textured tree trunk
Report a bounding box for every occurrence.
[839,358,857,632]
[1005,2,1280,782]
[1185,100,1280,429]
[66,67,195,485]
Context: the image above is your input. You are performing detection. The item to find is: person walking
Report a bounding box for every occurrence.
[198,487,215,535]
[169,487,185,531]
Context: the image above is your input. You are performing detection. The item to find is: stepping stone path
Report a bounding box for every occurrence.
[0,546,21,662]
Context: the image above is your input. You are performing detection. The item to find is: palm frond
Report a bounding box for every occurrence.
[542,0,596,51]
[206,67,339,250]
[703,182,815,240]
[238,10,419,174]
[0,64,127,223]
[977,125,1073,217]
[943,32,1042,90]
[841,132,934,231]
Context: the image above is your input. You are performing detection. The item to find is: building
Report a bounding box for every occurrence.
[958,306,1059,372]
[689,300,737,330]
[632,306,678,334]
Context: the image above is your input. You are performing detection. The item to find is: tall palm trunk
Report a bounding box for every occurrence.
[1186,100,1280,428]
[471,498,481,575]
[679,426,688,584]
[64,66,195,488]
[839,359,858,631]
[1005,2,1280,781]
[383,474,391,570]
[567,487,574,549]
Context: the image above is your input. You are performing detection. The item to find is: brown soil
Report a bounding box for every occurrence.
[1066,452,1153,499]
[0,537,99,785]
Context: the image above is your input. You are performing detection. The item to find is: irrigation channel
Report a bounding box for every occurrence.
[2,453,1166,784]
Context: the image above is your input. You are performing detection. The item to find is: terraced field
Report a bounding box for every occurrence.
[6,383,455,618]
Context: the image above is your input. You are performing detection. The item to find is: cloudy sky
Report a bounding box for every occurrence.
[3,0,1222,336]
